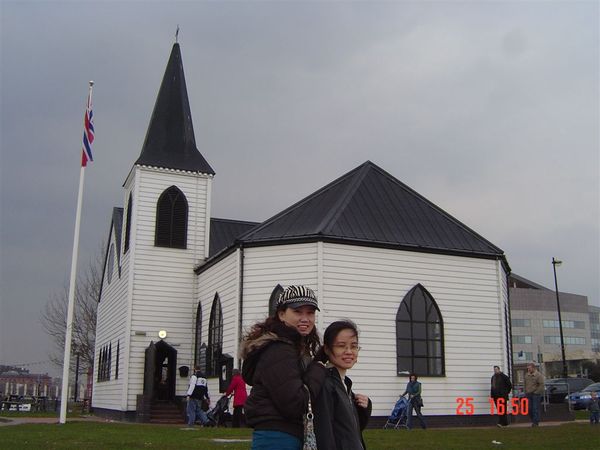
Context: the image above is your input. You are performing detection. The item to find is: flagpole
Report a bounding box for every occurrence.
[59,82,93,424]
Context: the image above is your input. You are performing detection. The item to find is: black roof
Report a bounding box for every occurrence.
[239,161,504,258]
[135,43,215,175]
[209,218,259,258]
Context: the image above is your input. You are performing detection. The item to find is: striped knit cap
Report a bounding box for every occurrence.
[277,285,320,311]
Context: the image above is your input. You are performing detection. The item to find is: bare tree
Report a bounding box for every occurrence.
[41,243,104,373]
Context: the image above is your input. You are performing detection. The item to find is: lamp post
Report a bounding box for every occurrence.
[552,257,568,378]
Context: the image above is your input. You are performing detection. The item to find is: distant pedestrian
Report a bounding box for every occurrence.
[401,373,426,430]
[225,369,248,428]
[490,365,512,427]
[186,366,210,427]
[588,391,599,425]
[523,362,544,427]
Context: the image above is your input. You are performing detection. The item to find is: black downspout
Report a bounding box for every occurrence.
[237,244,244,369]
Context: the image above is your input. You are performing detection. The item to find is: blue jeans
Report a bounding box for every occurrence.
[251,430,302,450]
[187,398,209,426]
[590,411,599,424]
[526,393,542,425]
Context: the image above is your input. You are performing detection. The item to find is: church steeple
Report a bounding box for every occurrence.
[136,43,215,175]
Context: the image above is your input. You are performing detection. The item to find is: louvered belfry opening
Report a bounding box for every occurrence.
[155,186,188,249]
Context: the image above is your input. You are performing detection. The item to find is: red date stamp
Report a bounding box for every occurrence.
[455,397,529,415]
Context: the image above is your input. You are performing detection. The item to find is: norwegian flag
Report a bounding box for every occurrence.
[81,87,94,167]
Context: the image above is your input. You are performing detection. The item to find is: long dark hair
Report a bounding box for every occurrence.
[245,311,321,356]
[314,320,359,363]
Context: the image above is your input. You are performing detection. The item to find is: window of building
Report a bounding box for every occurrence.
[206,294,223,377]
[124,193,132,253]
[155,186,188,249]
[512,319,531,327]
[115,340,120,380]
[107,243,114,284]
[268,284,284,317]
[544,336,586,345]
[396,284,444,377]
[515,350,533,361]
[542,320,585,329]
[194,302,203,368]
[513,335,532,344]
[97,343,111,382]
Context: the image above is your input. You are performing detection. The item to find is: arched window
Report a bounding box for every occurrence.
[124,193,133,253]
[396,284,444,376]
[107,243,114,284]
[268,284,284,317]
[155,186,188,249]
[206,294,223,377]
[194,302,203,368]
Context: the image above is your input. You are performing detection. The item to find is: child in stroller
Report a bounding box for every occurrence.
[383,396,409,429]
[206,395,231,427]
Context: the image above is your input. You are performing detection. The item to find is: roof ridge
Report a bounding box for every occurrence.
[237,164,366,241]
[318,161,372,234]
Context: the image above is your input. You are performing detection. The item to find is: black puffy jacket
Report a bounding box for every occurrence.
[314,368,372,450]
[241,321,326,440]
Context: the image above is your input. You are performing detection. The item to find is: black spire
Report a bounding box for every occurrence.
[136,43,215,174]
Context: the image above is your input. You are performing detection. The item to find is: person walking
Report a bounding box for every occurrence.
[313,320,372,450]
[225,369,248,428]
[402,373,426,430]
[588,391,599,425]
[490,365,512,427]
[186,366,210,427]
[241,285,327,450]
[524,362,544,427]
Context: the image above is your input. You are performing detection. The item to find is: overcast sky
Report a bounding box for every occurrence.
[1,1,598,377]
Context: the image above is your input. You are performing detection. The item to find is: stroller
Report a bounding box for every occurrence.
[207,395,231,427]
[383,396,409,429]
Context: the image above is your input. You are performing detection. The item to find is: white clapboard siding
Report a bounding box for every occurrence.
[124,168,211,409]
[92,220,129,410]
[197,251,240,395]
[113,167,212,410]
[241,243,319,327]
[320,243,508,417]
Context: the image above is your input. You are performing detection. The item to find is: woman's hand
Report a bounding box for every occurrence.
[354,393,369,409]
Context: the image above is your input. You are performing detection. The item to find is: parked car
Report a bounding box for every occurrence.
[567,382,600,410]
[545,378,593,403]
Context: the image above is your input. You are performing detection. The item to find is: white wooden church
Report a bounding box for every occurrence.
[93,43,512,425]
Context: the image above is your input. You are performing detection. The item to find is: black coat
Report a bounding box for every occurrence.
[490,372,513,398]
[241,322,327,440]
[314,368,372,450]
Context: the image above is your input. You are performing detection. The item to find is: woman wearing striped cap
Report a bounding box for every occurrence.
[241,285,327,450]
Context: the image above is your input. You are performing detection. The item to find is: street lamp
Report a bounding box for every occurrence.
[552,257,568,378]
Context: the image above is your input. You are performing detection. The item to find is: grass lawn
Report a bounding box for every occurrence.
[0,421,598,449]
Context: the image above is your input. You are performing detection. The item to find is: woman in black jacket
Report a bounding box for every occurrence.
[314,320,372,450]
[241,285,327,450]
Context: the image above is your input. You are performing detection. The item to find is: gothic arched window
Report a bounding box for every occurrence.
[206,294,223,377]
[194,302,203,368]
[396,284,445,376]
[155,186,188,249]
[124,193,133,253]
